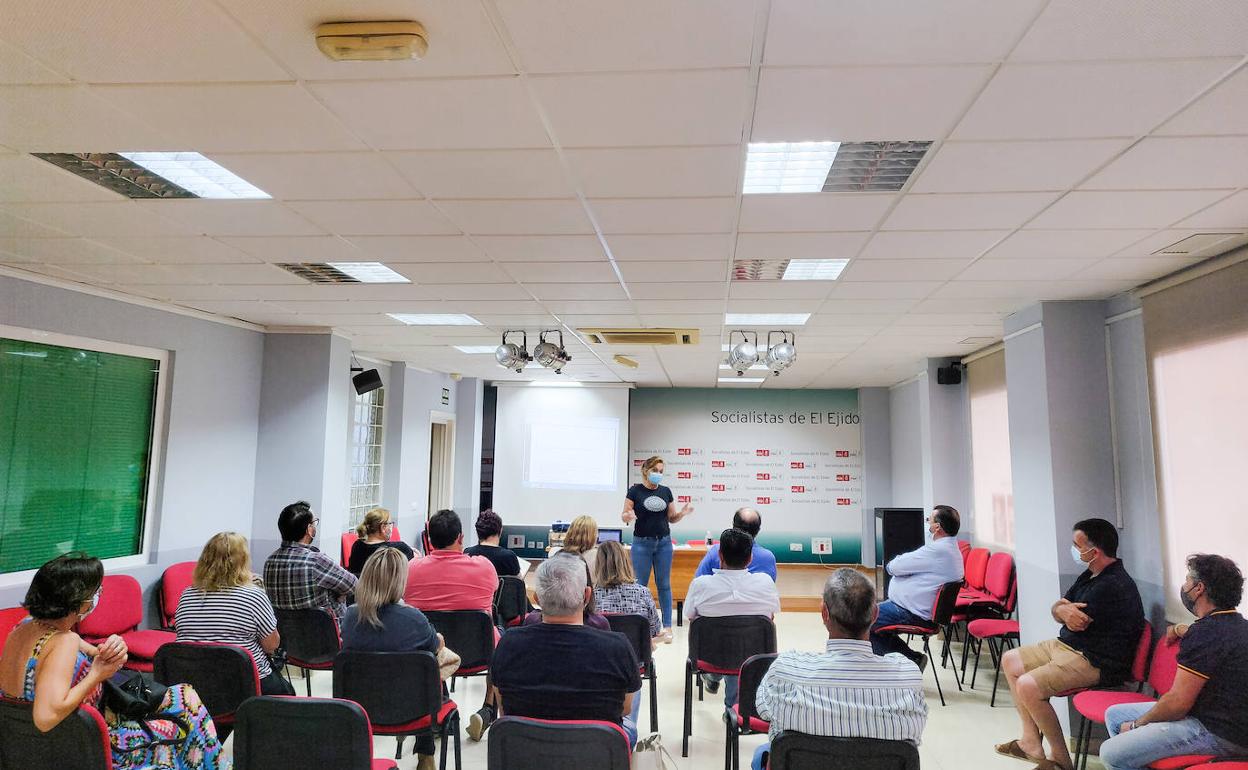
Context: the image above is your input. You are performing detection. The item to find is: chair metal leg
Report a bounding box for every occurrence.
[988,639,1004,707]
[449,676,456,692]
[1073,716,1087,770]
[395,735,405,759]
[649,669,659,734]
[698,672,704,701]
[303,668,311,697]
[970,637,983,689]
[439,727,449,770]
[683,659,694,757]
[454,716,462,770]
[926,638,946,706]
[724,713,733,770]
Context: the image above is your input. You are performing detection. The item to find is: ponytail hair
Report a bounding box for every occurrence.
[356,508,391,539]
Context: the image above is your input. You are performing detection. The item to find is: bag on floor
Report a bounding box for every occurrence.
[632,732,677,770]
[436,643,461,681]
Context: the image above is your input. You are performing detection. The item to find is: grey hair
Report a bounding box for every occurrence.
[536,552,588,616]
[822,568,876,636]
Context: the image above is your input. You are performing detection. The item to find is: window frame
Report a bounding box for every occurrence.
[347,372,386,527]
[0,324,168,585]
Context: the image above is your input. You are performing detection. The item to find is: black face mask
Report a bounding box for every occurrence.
[1180,586,1198,614]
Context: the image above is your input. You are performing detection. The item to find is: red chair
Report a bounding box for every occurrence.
[960,548,991,597]
[957,554,1017,679]
[0,697,111,770]
[1185,764,1248,769]
[344,526,406,567]
[77,575,174,673]
[683,616,777,757]
[605,614,659,734]
[0,607,29,647]
[275,608,342,696]
[874,581,964,706]
[487,717,631,770]
[966,618,1019,706]
[1071,627,1170,770]
[234,696,398,770]
[727,653,776,770]
[957,540,972,566]
[157,561,196,631]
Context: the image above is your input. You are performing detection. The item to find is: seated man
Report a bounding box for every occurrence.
[404,508,502,742]
[997,518,1145,770]
[685,527,781,709]
[263,500,357,620]
[753,568,927,770]
[464,509,522,577]
[869,504,964,672]
[1100,554,1248,770]
[693,507,778,581]
[491,553,642,746]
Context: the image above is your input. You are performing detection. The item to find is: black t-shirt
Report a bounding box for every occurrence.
[347,539,416,576]
[492,623,641,724]
[1177,611,1248,748]
[626,483,674,539]
[1058,559,1145,685]
[464,544,521,577]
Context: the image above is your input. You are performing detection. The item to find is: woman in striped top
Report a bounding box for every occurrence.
[175,532,294,696]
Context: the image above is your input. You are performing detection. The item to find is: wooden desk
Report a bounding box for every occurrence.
[633,545,707,626]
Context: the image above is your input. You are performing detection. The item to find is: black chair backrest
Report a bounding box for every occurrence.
[235,696,375,770]
[154,642,259,719]
[688,616,777,673]
[769,732,920,770]
[0,698,110,770]
[274,608,341,666]
[333,650,442,729]
[738,653,777,723]
[605,614,653,669]
[422,610,496,670]
[487,716,630,770]
[494,576,529,626]
[931,581,964,626]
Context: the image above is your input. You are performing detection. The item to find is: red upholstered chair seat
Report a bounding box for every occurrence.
[696,660,741,676]
[122,629,176,660]
[967,618,1019,638]
[731,705,770,734]
[1072,690,1155,724]
[874,624,936,636]
[1149,757,1218,770]
[372,760,399,770]
[370,699,458,736]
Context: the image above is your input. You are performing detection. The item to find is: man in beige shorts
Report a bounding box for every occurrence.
[995,518,1145,770]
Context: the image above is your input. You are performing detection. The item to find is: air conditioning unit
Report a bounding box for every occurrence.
[579,328,700,346]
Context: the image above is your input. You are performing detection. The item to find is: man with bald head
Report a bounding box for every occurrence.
[694,507,778,580]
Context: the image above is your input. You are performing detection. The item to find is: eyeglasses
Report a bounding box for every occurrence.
[311,517,320,526]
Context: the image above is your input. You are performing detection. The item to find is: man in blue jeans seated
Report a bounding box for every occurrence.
[693,507,778,581]
[491,554,642,746]
[1100,554,1248,770]
[869,504,964,671]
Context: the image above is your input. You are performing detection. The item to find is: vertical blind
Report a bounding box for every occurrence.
[0,336,159,573]
[967,349,1015,549]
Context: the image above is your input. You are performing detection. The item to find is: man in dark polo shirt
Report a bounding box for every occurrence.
[1100,554,1248,770]
[995,518,1145,770]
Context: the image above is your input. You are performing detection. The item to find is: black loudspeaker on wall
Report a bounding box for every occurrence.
[936,362,963,385]
[351,368,382,395]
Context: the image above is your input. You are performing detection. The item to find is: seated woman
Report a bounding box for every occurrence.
[0,552,224,769]
[561,515,600,575]
[175,531,293,696]
[342,547,442,770]
[592,539,661,733]
[348,507,416,576]
[522,552,610,631]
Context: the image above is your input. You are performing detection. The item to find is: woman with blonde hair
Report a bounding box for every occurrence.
[591,539,661,734]
[621,455,694,640]
[347,507,415,576]
[562,515,600,574]
[176,531,293,695]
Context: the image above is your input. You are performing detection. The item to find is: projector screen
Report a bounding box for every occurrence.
[494,385,630,524]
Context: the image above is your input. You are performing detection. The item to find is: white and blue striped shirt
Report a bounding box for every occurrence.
[755,639,928,743]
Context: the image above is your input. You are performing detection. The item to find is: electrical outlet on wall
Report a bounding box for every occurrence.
[508,534,525,549]
[790,542,803,552]
[527,541,536,549]
[812,537,832,554]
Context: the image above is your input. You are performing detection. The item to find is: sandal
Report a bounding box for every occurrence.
[994,740,1045,764]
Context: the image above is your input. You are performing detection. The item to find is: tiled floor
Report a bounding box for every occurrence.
[239,612,1104,769]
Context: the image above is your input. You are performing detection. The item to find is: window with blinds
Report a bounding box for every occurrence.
[348,386,385,527]
[0,330,163,574]
[967,349,1015,549]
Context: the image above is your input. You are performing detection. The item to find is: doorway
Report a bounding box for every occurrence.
[427,413,455,519]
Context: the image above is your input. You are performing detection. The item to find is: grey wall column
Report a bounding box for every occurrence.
[860,387,892,565]
[453,377,485,546]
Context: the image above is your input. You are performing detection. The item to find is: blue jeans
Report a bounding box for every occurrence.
[632,536,674,627]
[629,686,643,734]
[622,713,638,747]
[1101,703,1247,770]
[752,743,770,770]
[701,673,739,709]
[869,600,928,665]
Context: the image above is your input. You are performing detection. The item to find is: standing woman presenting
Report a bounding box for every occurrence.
[622,455,694,641]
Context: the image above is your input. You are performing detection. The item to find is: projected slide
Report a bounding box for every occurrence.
[524,417,620,491]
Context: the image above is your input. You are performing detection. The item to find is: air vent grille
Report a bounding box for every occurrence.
[822,141,932,192]
[579,328,700,346]
[277,263,362,284]
[732,259,791,281]
[33,153,196,199]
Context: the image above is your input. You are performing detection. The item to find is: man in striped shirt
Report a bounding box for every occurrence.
[752,568,927,770]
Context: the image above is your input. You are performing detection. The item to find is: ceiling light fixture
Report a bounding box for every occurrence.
[532,329,572,374]
[325,262,409,283]
[495,330,531,373]
[765,330,798,375]
[743,142,841,194]
[613,354,639,369]
[725,330,760,377]
[388,313,482,326]
[454,345,499,354]
[316,21,429,61]
[719,363,768,371]
[725,313,811,326]
[119,152,270,199]
[782,259,849,281]
[719,377,766,384]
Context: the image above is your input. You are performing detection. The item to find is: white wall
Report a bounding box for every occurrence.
[381,365,461,540]
[860,387,892,565]
[889,378,924,508]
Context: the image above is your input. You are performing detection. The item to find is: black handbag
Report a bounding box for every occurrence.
[101,671,188,752]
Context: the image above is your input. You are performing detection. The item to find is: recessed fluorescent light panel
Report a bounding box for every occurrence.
[744,142,840,194]
[120,152,270,199]
[782,259,849,280]
[387,313,482,326]
[719,377,766,384]
[724,313,811,326]
[719,363,768,371]
[326,262,408,283]
[454,345,498,354]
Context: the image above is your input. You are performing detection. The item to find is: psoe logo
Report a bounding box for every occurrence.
[791,485,806,494]
[790,461,805,469]
[677,448,692,456]
[836,498,852,506]
[677,495,692,504]
[835,450,850,458]
[836,474,851,482]
[711,484,726,492]
[711,460,726,468]
[756,496,771,505]
[755,449,770,457]
[633,459,643,466]
[756,472,771,481]
[677,471,692,479]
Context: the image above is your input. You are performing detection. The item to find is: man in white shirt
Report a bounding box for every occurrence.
[685,527,781,709]
[869,504,965,671]
[753,568,927,770]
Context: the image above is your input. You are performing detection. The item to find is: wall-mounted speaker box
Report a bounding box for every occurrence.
[352,368,382,395]
[936,363,962,385]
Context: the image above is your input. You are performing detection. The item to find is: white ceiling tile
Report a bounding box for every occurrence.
[913,139,1130,193]
[765,0,1044,65]
[1175,190,1248,228]
[0,85,173,152]
[955,258,1095,281]
[559,314,643,327]
[803,312,902,329]
[477,235,604,262]
[409,284,532,301]
[387,150,572,199]
[216,236,362,264]
[983,229,1154,260]
[592,198,737,234]
[531,70,749,147]
[638,299,727,315]
[753,66,993,142]
[912,297,1029,313]
[134,200,325,237]
[1081,137,1248,191]
[617,261,727,283]
[1073,256,1204,282]
[565,147,741,198]
[840,259,973,281]
[286,201,459,236]
[0,37,68,84]
[435,200,591,235]
[606,234,732,261]
[209,152,418,201]
[928,282,1052,300]
[883,193,1059,230]
[1114,229,1248,258]
[1,201,194,237]
[525,283,626,301]
[231,284,438,303]
[1011,0,1248,61]
[727,281,832,300]
[43,262,194,285]
[0,237,141,264]
[544,300,637,315]
[0,209,69,238]
[497,0,755,72]
[511,261,616,283]
[954,60,1235,140]
[739,194,895,232]
[818,298,919,314]
[1027,190,1230,229]
[344,236,489,263]
[895,312,1008,326]
[629,282,727,300]
[175,300,298,325]
[98,84,365,152]
[215,0,515,81]
[308,79,550,150]
[735,232,869,260]
[828,281,943,299]
[97,236,258,264]
[149,262,307,286]
[637,313,724,329]
[1158,69,1248,136]
[270,299,448,315]
[0,155,123,202]
[858,230,1009,259]
[389,263,513,284]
